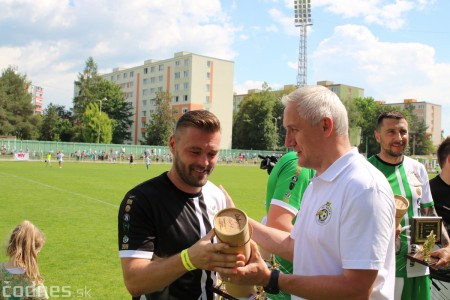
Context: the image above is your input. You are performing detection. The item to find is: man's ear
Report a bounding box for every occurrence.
[322,117,333,136]
[374,130,381,143]
[169,135,176,153]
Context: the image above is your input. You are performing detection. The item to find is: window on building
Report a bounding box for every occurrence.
[158,87,163,91]
[206,84,210,92]
[175,72,180,79]
[144,68,148,74]
[175,60,180,66]
[183,70,189,77]
[184,59,189,66]
[143,100,147,106]
[151,77,156,83]
[182,108,188,113]
[159,64,164,71]
[130,71,134,78]
[130,92,133,98]
[123,73,128,78]
[117,74,121,80]
[143,111,146,116]
[184,82,189,90]
[205,96,210,103]
[111,76,114,81]
[175,96,179,102]
[150,88,155,94]
[143,78,148,85]
[151,66,155,73]
[142,122,146,128]
[130,81,134,87]
[143,89,148,95]
[175,84,180,91]
[207,60,211,67]
[158,75,163,82]
[184,95,188,101]
[206,72,210,79]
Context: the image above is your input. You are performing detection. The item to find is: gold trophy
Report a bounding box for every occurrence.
[406,217,442,270]
[214,208,255,299]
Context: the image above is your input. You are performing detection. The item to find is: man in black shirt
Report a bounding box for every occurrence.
[118,110,238,300]
[430,137,450,232]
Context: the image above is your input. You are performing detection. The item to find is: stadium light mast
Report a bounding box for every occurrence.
[294,0,312,88]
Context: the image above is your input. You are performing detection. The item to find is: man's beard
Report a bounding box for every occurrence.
[174,154,212,188]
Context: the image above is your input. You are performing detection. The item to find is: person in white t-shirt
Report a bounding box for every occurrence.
[57,151,64,168]
[218,85,396,300]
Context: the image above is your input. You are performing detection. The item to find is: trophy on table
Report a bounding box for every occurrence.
[406,216,442,270]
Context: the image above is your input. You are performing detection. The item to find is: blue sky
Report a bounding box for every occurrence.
[1,0,449,136]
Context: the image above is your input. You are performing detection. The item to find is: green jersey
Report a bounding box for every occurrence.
[368,155,434,278]
[264,152,315,300]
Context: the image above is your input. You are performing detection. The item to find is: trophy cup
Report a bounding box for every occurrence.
[394,195,409,228]
[406,216,442,270]
[214,208,255,299]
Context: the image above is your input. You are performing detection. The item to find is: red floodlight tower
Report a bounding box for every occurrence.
[294,0,312,88]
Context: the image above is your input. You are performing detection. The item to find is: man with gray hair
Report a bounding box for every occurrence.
[218,85,396,299]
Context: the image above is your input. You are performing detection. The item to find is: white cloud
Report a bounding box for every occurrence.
[312,24,450,134]
[313,0,433,30]
[0,0,238,108]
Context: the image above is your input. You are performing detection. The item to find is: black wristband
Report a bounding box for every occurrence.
[263,269,280,294]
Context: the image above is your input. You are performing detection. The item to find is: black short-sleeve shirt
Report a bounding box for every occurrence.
[118,172,226,300]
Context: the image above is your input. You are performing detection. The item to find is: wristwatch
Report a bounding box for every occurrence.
[263,269,280,294]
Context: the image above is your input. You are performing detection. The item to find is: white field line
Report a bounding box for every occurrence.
[2,172,119,209]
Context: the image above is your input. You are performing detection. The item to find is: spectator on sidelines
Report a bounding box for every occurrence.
[0,220,48,300]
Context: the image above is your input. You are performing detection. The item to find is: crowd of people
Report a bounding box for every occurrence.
[3,85,450,300]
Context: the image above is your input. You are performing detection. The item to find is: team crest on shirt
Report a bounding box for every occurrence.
[316,201,332,225]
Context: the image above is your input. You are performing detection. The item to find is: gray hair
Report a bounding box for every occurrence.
[281,85,349,136]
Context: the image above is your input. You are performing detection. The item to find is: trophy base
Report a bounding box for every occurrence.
[406,253,440,270]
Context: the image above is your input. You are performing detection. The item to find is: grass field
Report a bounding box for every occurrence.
[0,160,267,299]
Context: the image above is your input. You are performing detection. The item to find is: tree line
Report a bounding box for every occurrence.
[0,60,436,155]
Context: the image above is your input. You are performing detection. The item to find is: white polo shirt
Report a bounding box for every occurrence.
[291,148,396,300]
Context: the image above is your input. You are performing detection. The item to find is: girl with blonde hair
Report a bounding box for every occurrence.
[0,220,48,299]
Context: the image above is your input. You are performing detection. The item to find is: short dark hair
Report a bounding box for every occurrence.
[376,110,406,130]
[437,137,450,168]
[175,110,221,134]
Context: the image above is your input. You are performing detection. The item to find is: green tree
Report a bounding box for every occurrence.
[82,102,112,143]
[144,91,174,146]
[40,103,74,141]
[352,97,387,157]
[73,57,103,117]
[0,66,40,139]
[93,81,133,144]
[403,103,434,155]
[232,85,278,150]
[73,58,133,143]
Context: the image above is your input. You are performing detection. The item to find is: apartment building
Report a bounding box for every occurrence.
[101,52,234,148]
[317,80,365,102]
[30,85,44,114]
[379,99,442,146]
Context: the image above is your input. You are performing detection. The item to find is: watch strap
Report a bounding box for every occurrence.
[263,269,280,294]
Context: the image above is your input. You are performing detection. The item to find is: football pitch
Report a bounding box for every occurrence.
[0,160,267,299]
